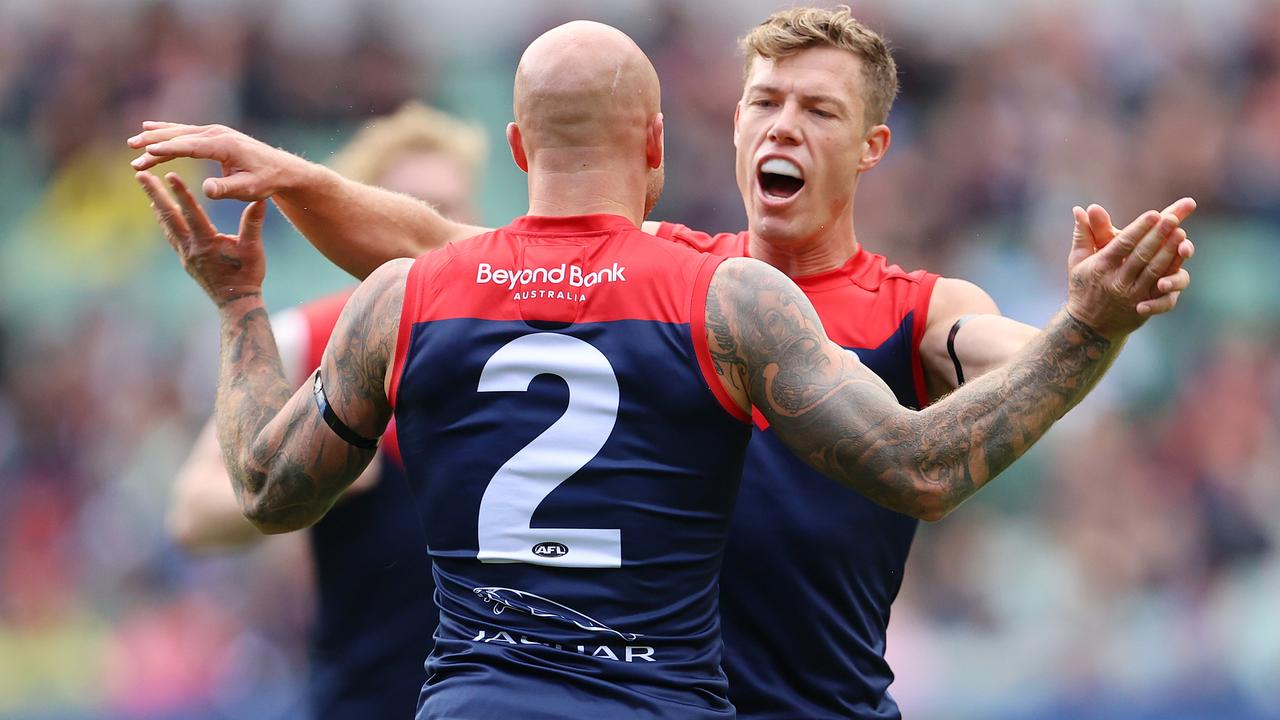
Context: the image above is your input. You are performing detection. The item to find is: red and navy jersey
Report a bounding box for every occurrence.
[389,214,751,719]
[277,290,435,720]
[656,223,939,720]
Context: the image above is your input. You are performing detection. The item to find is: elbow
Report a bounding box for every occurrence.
[911,499,954,523]
[240,497,315,535]
[235,466,322,535]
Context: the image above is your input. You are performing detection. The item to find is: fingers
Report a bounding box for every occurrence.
[135,171,190,252]
[139,134,228,165]
[126,123,203,149]
[1099,210,1160,263]
[131,151,176,171]
[165,173,219,241]
[1121,215,1183,292]
[1162,196,1197,224]
[238,200,268,246]
[1155,267,1190,295]
[1138,291,1180,317]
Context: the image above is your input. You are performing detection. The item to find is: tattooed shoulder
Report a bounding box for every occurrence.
[322,258,412,427]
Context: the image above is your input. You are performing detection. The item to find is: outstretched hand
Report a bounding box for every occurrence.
[1064,199,1197,339]
[1070,197,1195,317]
[137,171,267,307]
[129,121,306,202]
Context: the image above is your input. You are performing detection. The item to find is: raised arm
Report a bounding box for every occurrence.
[705,207,1191,521]
[129,122,488,278]
[140,170,408,533]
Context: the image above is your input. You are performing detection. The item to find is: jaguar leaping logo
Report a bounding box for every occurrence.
[472,587,641,642]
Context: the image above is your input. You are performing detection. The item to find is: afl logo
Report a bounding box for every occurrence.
[532,542,569,557]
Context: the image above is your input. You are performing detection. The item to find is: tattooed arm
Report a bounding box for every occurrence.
[705,207,1190,521]
[214,261,407,532]
[139,170,408,533]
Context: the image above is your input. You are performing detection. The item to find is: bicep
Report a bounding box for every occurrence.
[921,278,1029,393]
[705,258,907,453]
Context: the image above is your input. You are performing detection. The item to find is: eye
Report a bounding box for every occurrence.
[810,108,836,119]
[750,99,778,108]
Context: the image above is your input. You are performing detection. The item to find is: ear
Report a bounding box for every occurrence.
[506,122,529,173]
[646,112,664,170]
[732,101,742,149]
[857,123,891,172]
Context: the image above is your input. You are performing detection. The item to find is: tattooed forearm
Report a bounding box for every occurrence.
[212,261,406,533]
[707,258,1115,521]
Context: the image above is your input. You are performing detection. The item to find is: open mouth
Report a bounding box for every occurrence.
[758,157,805,201]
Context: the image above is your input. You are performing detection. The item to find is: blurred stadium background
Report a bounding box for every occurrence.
[1,0,1278,718]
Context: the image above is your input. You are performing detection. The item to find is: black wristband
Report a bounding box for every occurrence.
[946,314,975,386]
[312,369,379,450]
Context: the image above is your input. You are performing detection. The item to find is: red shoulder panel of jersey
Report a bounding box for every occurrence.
[654,223,943,411]
[654,222,748,257]
[798,249,939,407]
[405,214,718,325]
[387,214,740,421]
[297,287,403,466]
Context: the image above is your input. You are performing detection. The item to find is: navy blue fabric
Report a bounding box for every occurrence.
[396,317,750,719]
[307,454,436,719]
[721,318,923,720]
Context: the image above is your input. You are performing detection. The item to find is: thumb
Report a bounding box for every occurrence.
[238,200,268,245]
[204,173,264,201]
[1068,206,1096,269]
[1087,204,1115,248]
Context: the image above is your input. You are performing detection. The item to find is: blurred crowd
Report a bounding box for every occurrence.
[1,1,1277,718]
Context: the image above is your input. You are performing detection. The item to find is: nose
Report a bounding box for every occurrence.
[766,100,802,145]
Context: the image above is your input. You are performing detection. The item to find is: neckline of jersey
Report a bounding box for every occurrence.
[742,235,874,291]
[509,213,639,234]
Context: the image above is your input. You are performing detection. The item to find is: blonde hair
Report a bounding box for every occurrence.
[331,102,487,185]
[740,6,898,127]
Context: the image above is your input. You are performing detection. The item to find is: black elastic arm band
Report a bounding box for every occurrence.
[312,369,379,450]
[946,314,975,386]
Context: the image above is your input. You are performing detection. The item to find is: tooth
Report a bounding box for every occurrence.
[761,158,802,179]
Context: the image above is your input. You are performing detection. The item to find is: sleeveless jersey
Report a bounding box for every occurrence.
[656,223,940,720]
[277,290,436,720]
[389,214,752,719]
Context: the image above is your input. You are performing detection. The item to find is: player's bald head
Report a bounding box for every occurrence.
[513,21,660,151]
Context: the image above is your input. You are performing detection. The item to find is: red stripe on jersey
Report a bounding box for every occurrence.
[910,273,940,408]
[689,256,752,424]
[388,254,432,411]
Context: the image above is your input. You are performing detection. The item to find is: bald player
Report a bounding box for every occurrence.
[143,21,1191,719]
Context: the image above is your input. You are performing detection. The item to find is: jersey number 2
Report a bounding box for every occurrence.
[476,333,621,568]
